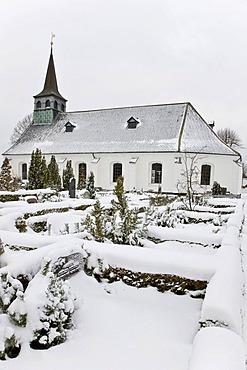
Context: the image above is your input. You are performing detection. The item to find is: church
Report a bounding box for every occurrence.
[3,46,242,194]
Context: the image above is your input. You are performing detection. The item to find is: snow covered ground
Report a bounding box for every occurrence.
[0,191,246,369]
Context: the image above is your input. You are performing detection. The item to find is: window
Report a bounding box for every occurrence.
[45,100,50,108]
[78,163,87,189]
[54,100,58,110]
[22,163,27,180]
[65,122,76,132]
[61,103,65,112]
[36,101,41,109]
[127,117,140,129]
[151,163,162,184]
[113,163,122,182]
[200,165,211,185]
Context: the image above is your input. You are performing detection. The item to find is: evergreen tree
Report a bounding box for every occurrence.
[111,176,139,244]
[31,273,75,349]
[62,160,74,190]
[85,200,107,242]
[0,157,17,191]
[212,181,221,196]
[77,165,86,190]
[28,149,48,189]
[86,171,96,199]
[47,155,61,190]
[40,156,48,188]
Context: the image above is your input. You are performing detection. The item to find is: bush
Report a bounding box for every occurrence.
[30,273,75,350]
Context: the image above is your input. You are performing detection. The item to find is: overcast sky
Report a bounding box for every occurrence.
[1,0,247,155]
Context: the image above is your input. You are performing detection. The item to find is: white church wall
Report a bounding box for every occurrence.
[8,150,241,194]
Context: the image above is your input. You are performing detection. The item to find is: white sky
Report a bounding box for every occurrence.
[1,0,247,155]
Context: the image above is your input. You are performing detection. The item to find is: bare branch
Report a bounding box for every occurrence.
[217,127,241,148]
[10,113,33,145]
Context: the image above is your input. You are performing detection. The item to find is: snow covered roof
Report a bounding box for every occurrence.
[4,102,238,156]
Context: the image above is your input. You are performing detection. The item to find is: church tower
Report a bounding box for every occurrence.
[33,41,67,124]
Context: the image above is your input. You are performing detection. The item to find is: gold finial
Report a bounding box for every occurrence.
[50,33,55,46]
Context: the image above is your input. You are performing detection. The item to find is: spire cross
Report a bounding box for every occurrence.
[50,33,55,46]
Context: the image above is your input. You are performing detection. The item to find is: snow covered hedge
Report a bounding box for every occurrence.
[188,327,245,370]
[199,200,244,334]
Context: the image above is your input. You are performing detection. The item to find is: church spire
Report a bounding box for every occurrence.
[33,39,67,125]
[34,45,66,100]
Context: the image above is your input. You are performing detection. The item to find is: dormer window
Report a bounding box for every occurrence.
[127,117,140,129]
[65,121,76,132]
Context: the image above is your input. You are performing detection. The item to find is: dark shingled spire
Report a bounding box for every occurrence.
[34,47,66,100]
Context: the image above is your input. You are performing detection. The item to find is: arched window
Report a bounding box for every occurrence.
[113,163,122,182]
[45,100,50,108]
[54,100,58,110]
[151,163,162,184]
[200,165,211,185]
[61,103,65,112]
[36,101,41,109]
[78,163,87,189]
[22,163,27,180]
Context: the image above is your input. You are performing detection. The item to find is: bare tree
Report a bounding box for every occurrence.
[176,153,200,211]
[217,127,241,148]
[10,113,33,145]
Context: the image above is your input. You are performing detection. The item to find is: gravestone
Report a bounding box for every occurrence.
[69,177,76,198]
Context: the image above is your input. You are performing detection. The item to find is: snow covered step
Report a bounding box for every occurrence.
[188,327,245,370]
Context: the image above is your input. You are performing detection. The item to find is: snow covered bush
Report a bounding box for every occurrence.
[15,217,27,233]
[158,206,180,228]
[211,181,221,196]
[110,176,141,244]
[7,291,27,327]
[0,273,23,313]
[30,272,75,350]
[85,200,108,242]
[84,178,144,245]
[0,327,21,360]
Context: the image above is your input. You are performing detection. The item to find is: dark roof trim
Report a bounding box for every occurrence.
[177,103,189,152]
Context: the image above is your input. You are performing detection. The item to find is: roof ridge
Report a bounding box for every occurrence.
[64,101,190,114]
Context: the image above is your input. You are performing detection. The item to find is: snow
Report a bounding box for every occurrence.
[188,327,245,370]
[0,191,246,368]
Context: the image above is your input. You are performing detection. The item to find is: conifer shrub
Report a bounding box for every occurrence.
[0,158,18,192]
[30,272,75,350]
[62,160,74,190]
[28,149,48,189]
[15,217,27,233]
[47,155,61,190]
[0,273,23,313]
[110,176,140,244]
[212,181,221,196]
[85,200,108,242]
[0,328,21,360]
[7,291,27,327]
[86,171,96,199]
